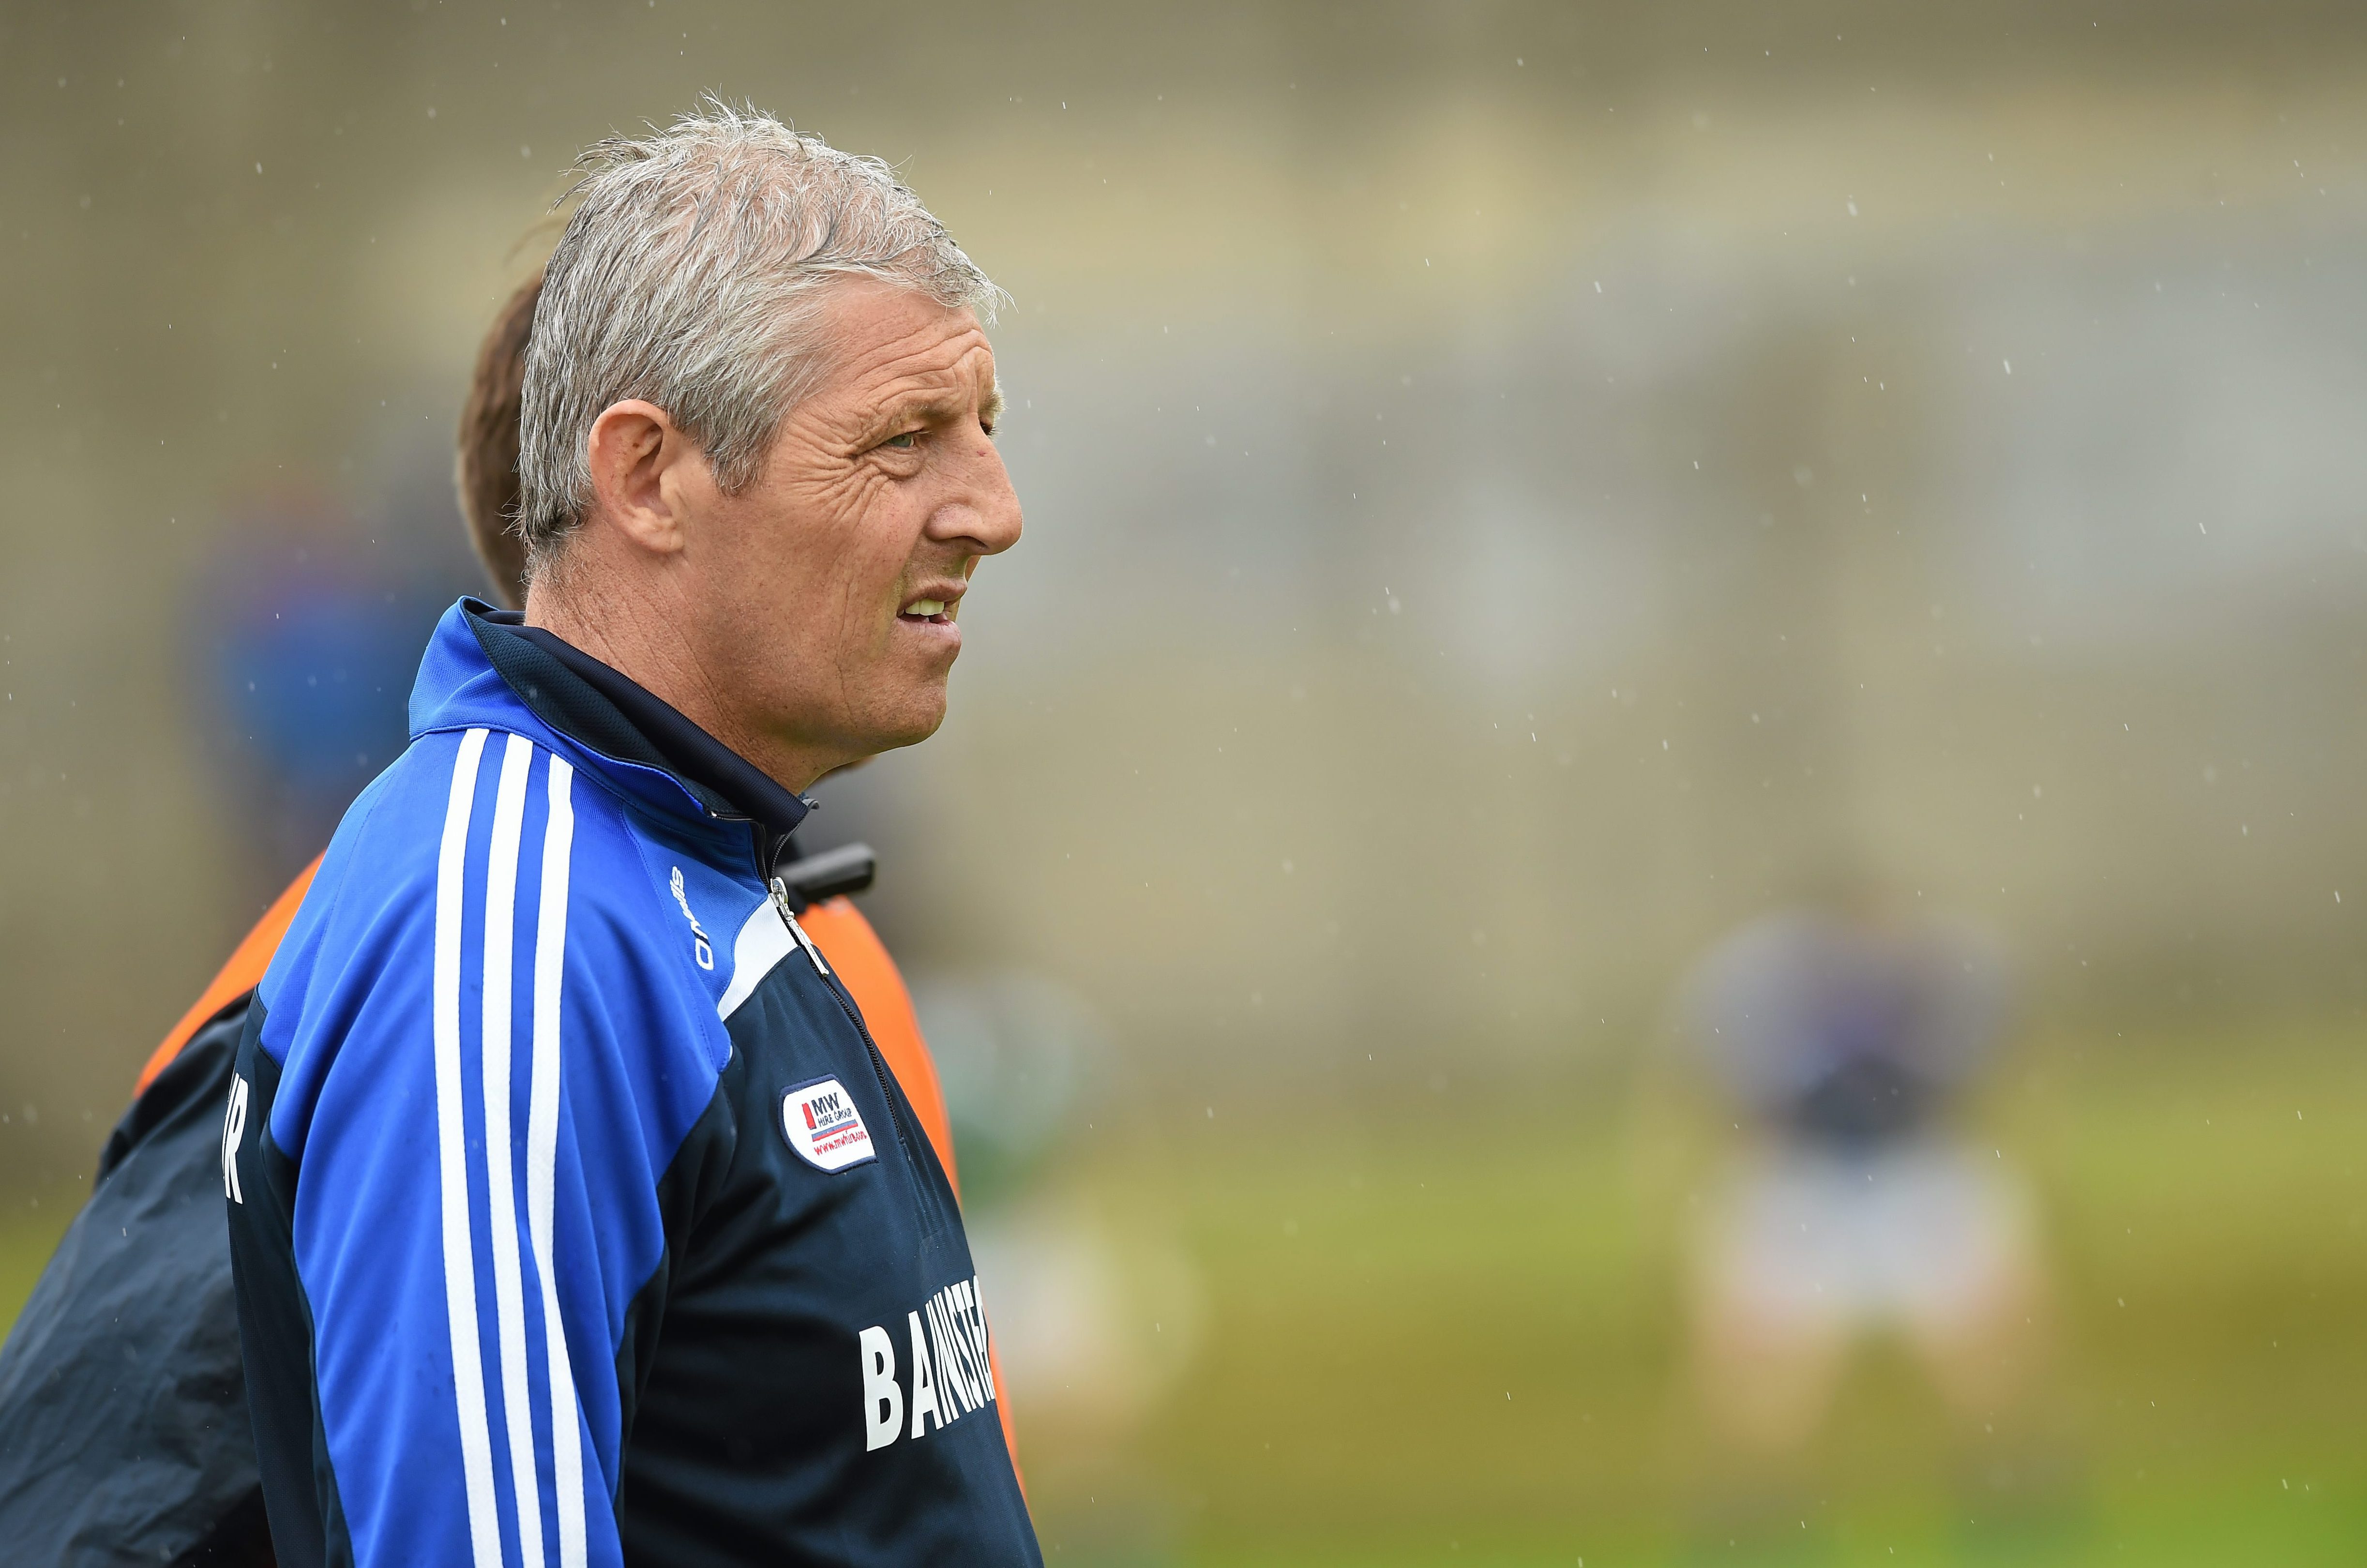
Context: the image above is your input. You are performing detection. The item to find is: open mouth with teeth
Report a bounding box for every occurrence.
[898,598,954,625]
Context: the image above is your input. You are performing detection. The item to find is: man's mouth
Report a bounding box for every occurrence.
[899,597,955,625]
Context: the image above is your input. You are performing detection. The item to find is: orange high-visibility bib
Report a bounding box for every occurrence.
[135,857,325,1098]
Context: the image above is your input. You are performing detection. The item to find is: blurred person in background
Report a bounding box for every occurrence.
[910,970,1201,1557]
[1679,889,2063,1547]
[194,491,456,904]
[222,104,1032,1567]
[0,143,1011,1560]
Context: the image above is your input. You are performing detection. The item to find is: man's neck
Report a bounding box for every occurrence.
[526,573,835,796]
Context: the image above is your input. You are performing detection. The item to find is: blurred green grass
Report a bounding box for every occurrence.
[1038,1025,2367,1565]
[0,1205,75,1330]
[0,1025,2356,1565]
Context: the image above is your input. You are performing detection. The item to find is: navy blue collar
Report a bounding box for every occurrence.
[462,601,809,847]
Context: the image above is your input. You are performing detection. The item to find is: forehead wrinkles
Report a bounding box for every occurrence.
[849,326,995,412]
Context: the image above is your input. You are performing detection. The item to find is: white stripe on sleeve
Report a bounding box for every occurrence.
[482,733,545,1566]
[433,727,506,1568]
[529,755,588,1568]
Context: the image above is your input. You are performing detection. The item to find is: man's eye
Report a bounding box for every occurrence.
[880,432,919,451]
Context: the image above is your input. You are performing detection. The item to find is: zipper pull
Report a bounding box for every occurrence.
[770,877,830,976]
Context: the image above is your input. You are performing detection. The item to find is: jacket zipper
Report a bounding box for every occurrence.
[769,878,831,977]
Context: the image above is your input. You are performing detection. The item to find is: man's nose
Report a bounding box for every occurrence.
[933,436,1023,558]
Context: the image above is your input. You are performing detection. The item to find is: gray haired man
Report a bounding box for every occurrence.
[224,103,1034,1566]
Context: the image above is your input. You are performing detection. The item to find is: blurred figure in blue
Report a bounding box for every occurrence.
[193,494,452,894]
[1680,892,2061,1542]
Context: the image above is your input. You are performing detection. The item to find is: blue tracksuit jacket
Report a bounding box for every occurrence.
[224,600,1040,1567]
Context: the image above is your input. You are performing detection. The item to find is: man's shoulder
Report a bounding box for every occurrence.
[256,725,682,1020]
[249,724,743,1156]
[351,719,667,872]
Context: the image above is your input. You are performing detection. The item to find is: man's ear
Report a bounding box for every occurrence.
[584,399,702,557]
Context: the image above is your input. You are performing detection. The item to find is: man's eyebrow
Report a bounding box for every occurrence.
[879,377,1004,430]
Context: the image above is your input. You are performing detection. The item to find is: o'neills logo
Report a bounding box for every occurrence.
[857,1275,997,1452]
[779,1077,874,1173]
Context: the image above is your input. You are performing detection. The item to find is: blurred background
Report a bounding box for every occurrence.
[4,2,2366,1562]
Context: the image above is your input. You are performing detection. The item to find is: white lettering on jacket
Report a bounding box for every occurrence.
[856,1274,995,1452]
[221,1073,251,1204]
[859,1326,903,1450]
[668,866,715,970]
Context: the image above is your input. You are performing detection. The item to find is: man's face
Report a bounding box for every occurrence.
[689,281,1020,770]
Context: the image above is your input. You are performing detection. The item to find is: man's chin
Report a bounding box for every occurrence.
[853,690,950,756]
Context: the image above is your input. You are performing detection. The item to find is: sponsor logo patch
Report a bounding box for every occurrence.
[780,1076,876,1172]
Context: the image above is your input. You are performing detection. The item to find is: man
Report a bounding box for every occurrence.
[224,103,1033,1567]
[455,270,969,1200]
[1677,893,2057,1541]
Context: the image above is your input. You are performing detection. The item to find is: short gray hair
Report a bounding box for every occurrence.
[515,99,998,573]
